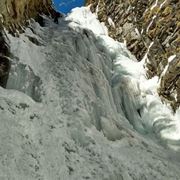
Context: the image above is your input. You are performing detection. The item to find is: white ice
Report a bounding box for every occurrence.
[0,6,180,180]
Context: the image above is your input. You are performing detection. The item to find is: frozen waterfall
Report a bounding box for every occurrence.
[0,6,180,180]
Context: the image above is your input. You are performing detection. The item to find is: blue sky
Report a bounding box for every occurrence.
[53,0,85,14]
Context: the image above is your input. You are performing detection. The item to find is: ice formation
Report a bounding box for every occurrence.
[0,6,180,180]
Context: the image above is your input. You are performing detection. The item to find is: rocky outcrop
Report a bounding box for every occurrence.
[0,26,10,87]
[0,0,54,32]
[86,0,180,110]
[0,0,56,88]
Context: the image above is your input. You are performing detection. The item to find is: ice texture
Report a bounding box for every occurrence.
[0,7,180,180]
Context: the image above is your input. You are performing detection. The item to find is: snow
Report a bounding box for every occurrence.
[107,17,115,28]
[141,41,154,64]
[168,54,176,63]
[95,1,100,15]
[146,15,156,33]
[0,6,180,180]
[66,7,108,35]
[160,54,177,81]
[150,0,158,10]
[160,0,168,9]
[135,28,140,37]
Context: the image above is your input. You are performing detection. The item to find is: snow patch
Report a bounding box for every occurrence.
[108,17,115,28]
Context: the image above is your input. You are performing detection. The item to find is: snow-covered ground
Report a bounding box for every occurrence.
[0,6,180,180]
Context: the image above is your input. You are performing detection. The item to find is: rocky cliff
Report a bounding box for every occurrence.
[86,0,180,110]
[0,0,56,87]
[0,0,53,31]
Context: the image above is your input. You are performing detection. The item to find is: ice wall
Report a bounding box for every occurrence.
[0,7,180,180]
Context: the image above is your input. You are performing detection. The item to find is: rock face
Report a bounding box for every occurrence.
[86,0,180,110]
[0,0,53,31]
[0,0,55,88]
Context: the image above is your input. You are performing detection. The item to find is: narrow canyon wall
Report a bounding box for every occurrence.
[0,0,53,31]
[0,0,55,87]
[86,0,180,110]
